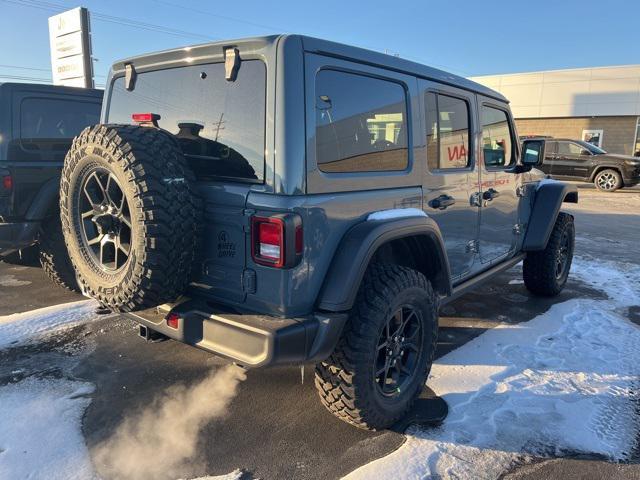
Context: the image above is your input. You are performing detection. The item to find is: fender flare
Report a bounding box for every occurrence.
[317,216,451,312]
[25,176,61,221]
[522,181,578,251]
[588,164,624,182]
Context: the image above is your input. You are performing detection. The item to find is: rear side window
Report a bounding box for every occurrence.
[557,141,584,155]
[425,92,471,170]
[20,97,100,141]
[315,70,408,173]
[107,60,266,182]
[481,106,513,168]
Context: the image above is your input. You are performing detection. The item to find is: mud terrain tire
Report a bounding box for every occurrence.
[523,212,574,296]
[60,124,199,312]
[39,211,80,291]
[315,264,438,430]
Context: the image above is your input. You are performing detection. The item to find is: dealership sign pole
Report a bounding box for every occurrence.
[48,7,94,88]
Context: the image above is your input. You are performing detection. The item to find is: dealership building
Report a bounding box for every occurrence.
[470,65,640,156]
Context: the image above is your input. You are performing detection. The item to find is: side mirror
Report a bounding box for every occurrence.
[521,139,545,167]
[580,149,591,156]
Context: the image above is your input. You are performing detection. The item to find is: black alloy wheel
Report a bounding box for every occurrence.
[78,167,132,272]
[374,305,423,397]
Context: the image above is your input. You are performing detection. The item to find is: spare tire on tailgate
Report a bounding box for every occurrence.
[60,124,199,312]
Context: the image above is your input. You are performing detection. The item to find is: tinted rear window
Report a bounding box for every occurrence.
[107,60,266,182]
[20,97,100,140]
[315,69,408,173]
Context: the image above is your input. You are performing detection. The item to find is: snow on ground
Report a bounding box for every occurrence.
[0,378,97,480]
[345,256,640,480]
[0,299,99,349]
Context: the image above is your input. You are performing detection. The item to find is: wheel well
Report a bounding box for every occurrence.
[371,235,449,296]
[591,166,623,184]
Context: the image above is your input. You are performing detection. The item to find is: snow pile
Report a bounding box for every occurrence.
[367,208,427,221]
[345,257,640,480]
[0,378,97,480]
[0,299,99,349]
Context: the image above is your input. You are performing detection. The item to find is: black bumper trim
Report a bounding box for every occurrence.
[125,298,347,368]
[0,221,40,255]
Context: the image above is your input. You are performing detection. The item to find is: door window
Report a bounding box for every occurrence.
[425,92,471,170]
[557,142,585,155]
[315,69,408,173]
[481,106,513,168]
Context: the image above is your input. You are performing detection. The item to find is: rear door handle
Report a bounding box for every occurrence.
[482,188,500,201]
[429,194,456,210]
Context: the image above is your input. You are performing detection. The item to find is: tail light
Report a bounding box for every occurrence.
[2,175,12,191]
[251,214,303,268]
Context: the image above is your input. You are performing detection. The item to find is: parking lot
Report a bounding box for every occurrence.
[0,184,637,480]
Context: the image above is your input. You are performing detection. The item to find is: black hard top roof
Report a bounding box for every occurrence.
[0,82,103,97]
[112,34,508,103]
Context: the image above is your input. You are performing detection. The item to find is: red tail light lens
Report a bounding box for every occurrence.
[2,175,12,190]
[252,216,285,267]
[251,214,303,269]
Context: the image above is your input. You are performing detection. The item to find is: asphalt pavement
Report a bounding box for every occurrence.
[1,183,638,480]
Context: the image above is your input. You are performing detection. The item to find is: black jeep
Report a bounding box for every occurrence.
[0,82,102,289]
[525,136,640,191]
[60,36,577,430]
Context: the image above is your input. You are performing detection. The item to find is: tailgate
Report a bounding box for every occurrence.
[190,182,250,304]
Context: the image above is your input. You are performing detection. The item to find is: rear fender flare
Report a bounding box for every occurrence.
[522,181,578,251]
[317,216,451,312]
[25,176,61,221]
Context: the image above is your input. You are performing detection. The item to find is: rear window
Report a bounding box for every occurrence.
[20,97,100,140]
[107,60,266,182]
[315,69,408,173]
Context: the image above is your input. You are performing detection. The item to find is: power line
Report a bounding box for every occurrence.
[0,63,50,72]
[148,0,286,33]
[1,0,218,41]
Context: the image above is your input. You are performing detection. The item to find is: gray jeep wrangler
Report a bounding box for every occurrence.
[60,35,577,430]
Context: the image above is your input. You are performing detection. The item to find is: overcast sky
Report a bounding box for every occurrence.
[1,0,638,87]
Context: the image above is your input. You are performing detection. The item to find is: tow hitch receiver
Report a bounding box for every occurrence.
[138,324,168,343]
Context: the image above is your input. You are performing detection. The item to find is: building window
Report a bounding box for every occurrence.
[315,69,408,173]
[425,92,471,170]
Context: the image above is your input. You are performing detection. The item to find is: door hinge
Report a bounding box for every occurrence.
[513,223,525,235]
[242,269,256,294]
[466,240,479,254]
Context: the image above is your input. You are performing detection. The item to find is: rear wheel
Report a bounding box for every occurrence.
[523,212,574,296]
[315,264,438,430]
[60,124,199,312]
[594,169,622,191]
[39,212,79,291]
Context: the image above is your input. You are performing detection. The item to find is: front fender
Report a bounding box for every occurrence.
[522,180,578,251]
[317,215,451,312]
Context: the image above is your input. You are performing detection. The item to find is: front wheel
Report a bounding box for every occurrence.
[594,169,622,191]
[523,212,575,296]
[314,264,438,430]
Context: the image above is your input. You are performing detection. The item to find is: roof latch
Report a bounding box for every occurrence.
[224,47,240,82]
[125,63,137,91]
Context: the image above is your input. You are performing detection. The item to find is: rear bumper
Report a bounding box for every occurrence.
[125,298,348,368]
[0,221,40,256]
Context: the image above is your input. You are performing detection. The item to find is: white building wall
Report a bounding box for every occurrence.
[470,65,640,119]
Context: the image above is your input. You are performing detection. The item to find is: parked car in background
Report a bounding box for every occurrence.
[522,136,640,191]
[0,83,103,289]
